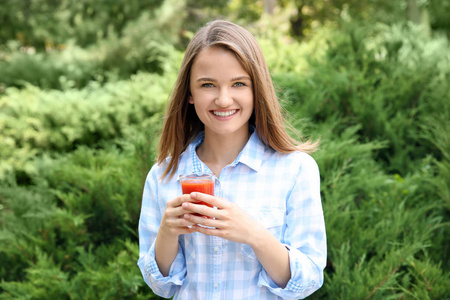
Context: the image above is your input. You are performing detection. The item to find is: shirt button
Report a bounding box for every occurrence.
[214,283,218,288]
[214,246,219,252]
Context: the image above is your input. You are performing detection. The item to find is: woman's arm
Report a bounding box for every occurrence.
[154,227,180,276]
[248,225,291,287]
[155,195,197,276]
[137,169,198,298]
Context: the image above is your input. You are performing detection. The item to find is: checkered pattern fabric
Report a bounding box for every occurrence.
[137,128,326,299]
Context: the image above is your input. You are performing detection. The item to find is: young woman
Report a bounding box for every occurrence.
[137,20,326,299]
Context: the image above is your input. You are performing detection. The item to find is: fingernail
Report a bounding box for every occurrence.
[191,192,197,198]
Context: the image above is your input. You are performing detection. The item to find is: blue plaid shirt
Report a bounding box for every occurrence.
[138,128,327,299]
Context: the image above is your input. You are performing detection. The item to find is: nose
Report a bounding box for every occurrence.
[215,88,233,108]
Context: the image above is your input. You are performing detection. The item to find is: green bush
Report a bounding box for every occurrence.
[0,1,183,91]
[0,127,161,299]
[275,22,450,299]
[0,71,176,181]
[0,20,449,299]
[306,121,449,298]
[276,23,450,175]
[0,0,165,49]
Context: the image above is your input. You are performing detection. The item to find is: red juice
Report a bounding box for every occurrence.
[181,179,214,208]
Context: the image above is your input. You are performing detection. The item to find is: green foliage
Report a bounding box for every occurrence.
[0,0,183,91]
[186,0,450,40]
[0,71,175,181]
[275,22,450,299]
[254,15,330,75]
[428,0,450,34]
[0,0,164,49]
[276,22,450,175]
[0,3,449,298]
[0,133,162,299]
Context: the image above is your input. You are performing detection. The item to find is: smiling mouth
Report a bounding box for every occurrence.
[212,110,237,117]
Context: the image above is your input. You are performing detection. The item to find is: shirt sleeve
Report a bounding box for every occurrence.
[137,167,187,298]
[258,153,327,299]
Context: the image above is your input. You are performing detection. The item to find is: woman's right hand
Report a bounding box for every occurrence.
[155,194,198,276]
[159,194,198,237]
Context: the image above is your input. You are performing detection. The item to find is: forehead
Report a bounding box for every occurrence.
[190,46,248,76]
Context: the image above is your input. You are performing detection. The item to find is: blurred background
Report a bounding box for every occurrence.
[0,0,449,299]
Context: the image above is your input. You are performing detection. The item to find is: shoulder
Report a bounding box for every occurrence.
[286,152,321,186]
[269,150,319,171]
[146,157,172,182]
[146,149,191,184]
[290,151,319,170]
[257,150,320,187]
[145,162,165,185]
[252,131,318,171]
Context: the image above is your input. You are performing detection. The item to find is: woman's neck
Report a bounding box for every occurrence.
[196,128,250,176]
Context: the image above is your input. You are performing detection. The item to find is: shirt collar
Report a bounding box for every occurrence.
[180,126,266,178]
[232,126,266,171]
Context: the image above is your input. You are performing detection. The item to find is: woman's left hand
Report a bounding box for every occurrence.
[182,192,264,244]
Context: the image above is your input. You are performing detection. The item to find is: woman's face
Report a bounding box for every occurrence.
[189,46,254,139]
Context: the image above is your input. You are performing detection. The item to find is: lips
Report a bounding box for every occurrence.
[212,110,237,117]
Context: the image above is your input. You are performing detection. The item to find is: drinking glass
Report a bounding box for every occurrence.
[179,173,215,220]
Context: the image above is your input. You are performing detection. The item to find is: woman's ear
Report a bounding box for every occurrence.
[188,95,194,104]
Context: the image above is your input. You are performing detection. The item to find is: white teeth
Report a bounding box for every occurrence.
[213,110,236,117]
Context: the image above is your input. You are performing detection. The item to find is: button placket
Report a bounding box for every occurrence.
[212,178,222,299]
[211,236,222,299]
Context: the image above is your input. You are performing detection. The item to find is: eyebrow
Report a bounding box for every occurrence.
[196,77,217,82]
[231,76,251,81]
[196,76,251,82]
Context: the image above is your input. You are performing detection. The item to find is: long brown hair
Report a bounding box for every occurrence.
[158,20,317,179]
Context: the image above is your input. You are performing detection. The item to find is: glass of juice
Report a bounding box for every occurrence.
[179,173,215,210]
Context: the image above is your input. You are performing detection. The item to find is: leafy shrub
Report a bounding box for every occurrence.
[275,22,450,175]
[306,121,449,298]
[0,1,183,91]
[0,126,162,299]
[0,0,164,49]
[1,20,449,299]
[273,22,450,299]
[0,71,175,180]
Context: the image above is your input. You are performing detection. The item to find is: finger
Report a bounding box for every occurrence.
[190,192,227,209]
[167,195,188,208]
[174,226,197,235]
[184,213,224,229]
[169,204,204,218]
[182,202,221,219]
[167,215,197,228]
[168,195,204,209]
[164,206,186,220]
[192,225,221,236]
